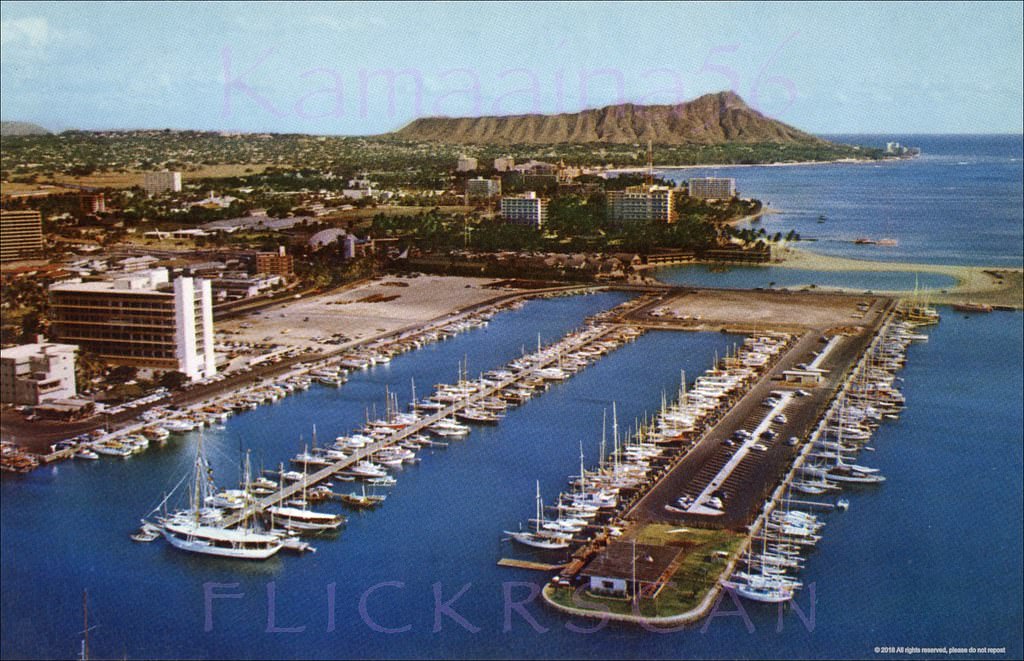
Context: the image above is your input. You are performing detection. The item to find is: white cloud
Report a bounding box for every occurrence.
[1,17,54,48]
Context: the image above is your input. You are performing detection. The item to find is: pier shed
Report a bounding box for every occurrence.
[580,542,682,598]
[783,368,826,386]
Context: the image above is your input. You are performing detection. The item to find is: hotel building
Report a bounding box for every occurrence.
[500,192,548,229]
[0,210,43,262]
[493,156,515,172]
[466,177,502,199]
[143,171,182,196]
[607,185,675,223]
[688,177,736,200]
[48,269,216,381]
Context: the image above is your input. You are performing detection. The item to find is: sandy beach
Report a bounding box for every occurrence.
[599,157,882,176]
[773,246,1024,308]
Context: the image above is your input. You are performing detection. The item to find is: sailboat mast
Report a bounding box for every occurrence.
[600,409,607,471]
[82,589,88,661]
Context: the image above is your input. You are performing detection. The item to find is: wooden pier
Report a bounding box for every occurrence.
[497,558,567,571]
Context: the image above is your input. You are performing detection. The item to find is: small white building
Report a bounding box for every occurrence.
[580,542,683,599]
[0,341,78,406]
[456,155,478,172]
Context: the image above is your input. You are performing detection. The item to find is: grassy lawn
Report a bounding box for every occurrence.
[549,524,743,618]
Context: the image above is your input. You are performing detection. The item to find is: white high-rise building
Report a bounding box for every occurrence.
[607,185,675,223]
[143,171,182,196]
[500,191,548,228]
[688,177,736,200]
[49,269,216,381]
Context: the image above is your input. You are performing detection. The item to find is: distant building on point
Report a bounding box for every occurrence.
[688,177,736,200]
[0,340,78,406]
[0,209,44,262]
[500,191,548,229]
[456,155,478,172]
[143,171,182,196]
[607,185,675,223]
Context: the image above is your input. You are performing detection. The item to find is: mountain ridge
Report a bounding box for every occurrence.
[1,121,51,136]
[392,91,826,145]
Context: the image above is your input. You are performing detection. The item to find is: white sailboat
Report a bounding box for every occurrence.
[504,481,572,550]
[157,435,284,560]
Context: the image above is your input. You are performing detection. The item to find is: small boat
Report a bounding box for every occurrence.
[455,408,501,425]
[951,302,993,313]
[340,484,386,508]
[130,521,161,542]
[266,505,346,532]
[836,498,850,511]
[75,448,100,460]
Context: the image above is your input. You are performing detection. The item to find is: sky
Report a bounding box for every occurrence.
[1,1,1022,135]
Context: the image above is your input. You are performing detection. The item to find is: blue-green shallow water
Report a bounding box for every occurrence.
[3,292,1022,659]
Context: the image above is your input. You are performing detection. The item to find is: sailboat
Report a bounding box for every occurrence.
[340,482,387,508]
[266,463,346,533]
[504,481,572,550]
[157,434,284,560]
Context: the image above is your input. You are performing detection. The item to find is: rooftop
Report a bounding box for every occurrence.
[580,542,682,584]
[0,342,78,361]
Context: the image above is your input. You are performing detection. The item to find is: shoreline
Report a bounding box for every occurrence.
[651,246,1023,309]
[601,157,892,175]
[776,247,1023,307]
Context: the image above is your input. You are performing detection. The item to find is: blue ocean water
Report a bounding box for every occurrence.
[658,134,1024,268]
[3,136,1023,660]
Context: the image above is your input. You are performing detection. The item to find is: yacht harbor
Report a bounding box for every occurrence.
[128,294,654,560]
[538,291,935,622]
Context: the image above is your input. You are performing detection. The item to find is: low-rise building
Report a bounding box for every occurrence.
[255,246,294,277]
[0,341,78,406]
[580,542,683,599]
[607,185,675,223]
[688,177,736,200]
[456,155,478,172]
[500,192,548,229]
[210,274,283,301]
